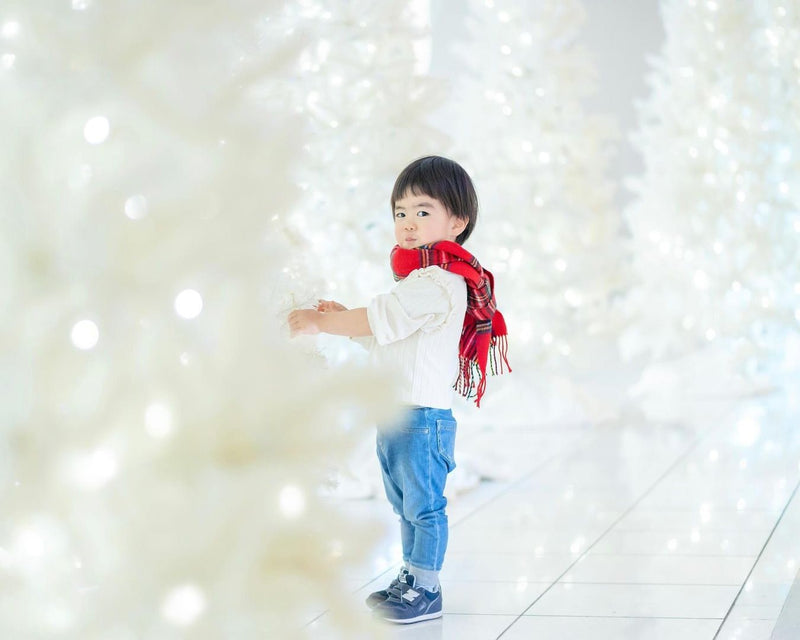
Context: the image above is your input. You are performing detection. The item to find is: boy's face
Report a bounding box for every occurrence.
[393,192,466,249]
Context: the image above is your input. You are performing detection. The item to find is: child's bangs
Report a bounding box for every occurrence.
[391,167,442,208]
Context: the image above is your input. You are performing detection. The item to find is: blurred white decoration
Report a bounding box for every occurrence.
[0,1,397,637]
[435,0,627,423]
[621,0,800,393]
[271,0,448,320]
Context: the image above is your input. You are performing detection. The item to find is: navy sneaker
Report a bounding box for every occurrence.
[372,573,442,624]
[365,567,409,609]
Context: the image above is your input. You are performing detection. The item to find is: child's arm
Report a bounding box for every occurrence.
[288,307,372,338]
[315,299,346,313]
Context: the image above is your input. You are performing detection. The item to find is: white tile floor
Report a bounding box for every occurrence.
[305,388,800,639]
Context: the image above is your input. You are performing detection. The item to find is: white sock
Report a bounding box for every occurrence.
[408,564,440,592]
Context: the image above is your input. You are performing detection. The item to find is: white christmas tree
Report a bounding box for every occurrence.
[0,1,395,637]
[434,0,625,419]
[620,0,800,397]
[275,0,448,341]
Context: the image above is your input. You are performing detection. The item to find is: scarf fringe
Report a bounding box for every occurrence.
[456,335,512,407]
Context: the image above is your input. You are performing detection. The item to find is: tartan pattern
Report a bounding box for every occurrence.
[390,240,510,407]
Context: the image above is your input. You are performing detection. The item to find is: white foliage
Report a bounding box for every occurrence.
[622,0,800,380]
[276,0,449,316]
[0,1,396,637]
[441,0,625,374]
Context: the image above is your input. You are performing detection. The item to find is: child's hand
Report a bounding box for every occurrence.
[315,299,347,313]
[288,309,321,337]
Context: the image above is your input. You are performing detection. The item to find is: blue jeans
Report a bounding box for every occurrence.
[376,407,457,572]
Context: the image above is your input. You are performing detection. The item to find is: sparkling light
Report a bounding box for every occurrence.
[145,403,173,439]
[162,584,206,627]
[124,194,149,220]
[700,503,712,523]
[693,270,709,289]
[735,413,761,446]
[667,538,678,551]
[83,116,110,144]
[70,320,99,350]
[16,528,46,558]
[1,21,20,38]
[174,289,203,319]
[569,537,585,554]
[279,485,306,518]
[72,448,118,489]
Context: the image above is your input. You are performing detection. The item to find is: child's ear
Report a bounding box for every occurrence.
[451,216,467,235]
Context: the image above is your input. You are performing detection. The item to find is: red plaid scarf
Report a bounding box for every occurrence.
[390,240,510,407]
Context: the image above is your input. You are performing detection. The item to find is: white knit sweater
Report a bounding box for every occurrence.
[357,265,467,410]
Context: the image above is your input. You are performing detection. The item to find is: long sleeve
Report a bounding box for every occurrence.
[367,267,458,345]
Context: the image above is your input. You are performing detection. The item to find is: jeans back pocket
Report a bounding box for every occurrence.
[436,419,457,472]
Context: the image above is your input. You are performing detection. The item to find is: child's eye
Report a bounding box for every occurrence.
[394,212,405,219]
[417,210,429,217]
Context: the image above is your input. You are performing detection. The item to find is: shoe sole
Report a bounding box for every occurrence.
[378,609,443,624]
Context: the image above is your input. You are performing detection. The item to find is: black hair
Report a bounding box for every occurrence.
[390,156,478,245]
